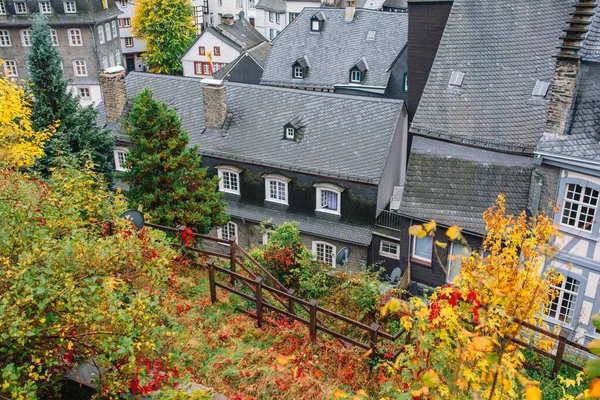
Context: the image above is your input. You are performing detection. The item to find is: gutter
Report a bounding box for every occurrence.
[536,151,600,173]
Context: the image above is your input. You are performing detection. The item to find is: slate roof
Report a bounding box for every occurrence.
[398,136,533,234]
[255,0,286,13]
[212,42,271,82]
[216,18,266,49]
[122,72,404,184]
[409,0,573,153]
[226,201,373,245]
[261,8,408,89]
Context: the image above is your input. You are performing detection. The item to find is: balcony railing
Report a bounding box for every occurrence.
[376,209,403,231]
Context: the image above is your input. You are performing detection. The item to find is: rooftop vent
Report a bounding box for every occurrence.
[532,79,550,98]
[448,71,465,87]
[366,30,376,41]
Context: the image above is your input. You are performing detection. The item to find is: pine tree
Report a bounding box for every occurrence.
[28,14,114,182]
[120,88,229,232]
[132,0,196,75]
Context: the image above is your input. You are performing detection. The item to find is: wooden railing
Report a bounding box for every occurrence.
[145,222,594,371]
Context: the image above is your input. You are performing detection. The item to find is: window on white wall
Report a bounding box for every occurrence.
[379,240,400,259]
[546,275,580,325]
[314,183,343,215]
[78,87,91,99]
[217,222,238,243]
[561,183,598,232]
[114,148,129,171]
[313,241,336,267]
[264,175,289,204]
[120,0,127,7]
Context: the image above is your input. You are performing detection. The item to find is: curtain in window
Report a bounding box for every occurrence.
[321,190,338,210]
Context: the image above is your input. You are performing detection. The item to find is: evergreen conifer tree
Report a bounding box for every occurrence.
[120,88,229,232]
[28,14,114,182]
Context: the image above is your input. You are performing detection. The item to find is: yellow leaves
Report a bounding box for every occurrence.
[381,298,401,317]
[423,220,436,233]
[408,224,425,238]
[589,339,600,357]
[422,369,440,388]
[435,240,447,249]
[471,337,492,352]
[333,389,349,398]
[446,225,462,241]
[525,385,541,400]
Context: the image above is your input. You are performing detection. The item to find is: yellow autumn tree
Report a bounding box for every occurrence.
[0,60,52,169]
[380,195,563,399]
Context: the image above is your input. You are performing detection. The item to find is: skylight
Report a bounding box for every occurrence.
[448,71,465,87]
[532,80,550,98]
[366,30,376,41]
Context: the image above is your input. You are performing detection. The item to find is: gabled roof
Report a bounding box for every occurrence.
[261,8,408,89]
[255,0,286,13]
[182,18,265,57]
[398,137,533,234]
[122,72,404,184]
[212,41,272,81]
[409,0,573,153]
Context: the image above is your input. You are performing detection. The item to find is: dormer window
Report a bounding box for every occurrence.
[216,166,242,195]
[314,183,344,215]
[349,57,368,84]
[283,115,305,142]
[285,127,295,139]
[292,55,310,80]
[310,12,325,32]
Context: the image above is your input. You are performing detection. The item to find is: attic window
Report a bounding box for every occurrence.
[349,57,368,84]
[532,80,550,98]
[448,71,465,87]
[285,127,295,139]
[310,12,325,32]
[366,30,376,41]
[283,115,305,142]
[294,66,304,79]
[292,55,310,80]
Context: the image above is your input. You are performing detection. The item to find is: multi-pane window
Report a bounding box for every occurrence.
[289,13,299,23]
[276,13,281,24]
[199,46,205,55]
[118,19,122,27]
[315,184,342,214]
[125,37,133,47]
[285,127,295,139]
[214,46,220,56]
[68,29,82,46]
[447,242,471,283]
[236,0,242,8]
[73,60,87,76]
[313,242,336,267]
[561,183,598,232]
[105,23,112,41]
[98,26,105,44]
[120,0,127,7]
[14,1,27,14]
[547,276,580,325]
[50,29,59,46]
[412,235,433,263]
[217,222,238,243]
[0,30,11,47]
[39,1,52,13]
[78,87,91,99]
[248,0,255,8]
[350,70,361,83]
[265,176,288,204]
[20,29,32,47]
[109,53,115,67]
[379,240,400,259]
[115,50,121,65]
[293,66,303,79]
[194,61,210,75]
[63,1,76,13]
[217,167,241,194]
[269,11,274,22]
[102,56,108,70]
[0,0,6,15]
[114,148,128,171]
[111,21,118,37]
[3,60,17,77]
[214,62,225,71]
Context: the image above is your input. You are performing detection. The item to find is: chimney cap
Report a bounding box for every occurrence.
[104,66,125,74]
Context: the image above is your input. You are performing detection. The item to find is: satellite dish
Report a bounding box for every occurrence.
[336,247,351,267]
[118,209,145,229]
[239,10,245,19]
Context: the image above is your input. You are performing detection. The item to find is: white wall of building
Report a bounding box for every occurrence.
[115,0,147,71]
[181,31,241,77]
[254,1,319,40]
[208,0,256,26]
[68,84,103,107]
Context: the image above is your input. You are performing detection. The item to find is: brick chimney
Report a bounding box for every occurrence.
[100,66,127,124]
[344,0,356,22]
[202,84,227,128]
[545,1,597,136]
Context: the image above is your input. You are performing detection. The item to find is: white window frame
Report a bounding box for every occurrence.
[262,230,274,245]
[123,18,131,27]
[263,174,290,205]
[276,13,281,24]
[20,29,32,47]
[312,241,336,267]
[97,25,105,44]
[109,52,115,67]
[0,30,10,47]
[102,56,108,70]
[379,240,400,260]
[216,166,241,195]
[114,147,129,171]
[411,234,432,263]
[314,183,343,215]
[78,86,91,99]
[120,0,127,7]
[293,66,303,79]
[350,70,361,83]
[63,1,76,13]
[68,29,82,46]
[14,1,27,14]
[446,241,472,283]
[285,127,295,139]
[72,60,87,76]
[560,182,598,233]
[50,29,59,46]
[269,11,274,22]
[546,274,581,326]
[115,50,121,66]
[311,20,320,31]
[125,37,133,47]
[0,1,6,15]
[105,23,112,41]
[217,221,238,244]
[111,20,118,38]
[3,60,18,77]
[39,1,52,14]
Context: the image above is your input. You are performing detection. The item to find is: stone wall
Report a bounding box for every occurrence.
[202,85,227,128]
[100,69,127,123]
[545,59,580,135]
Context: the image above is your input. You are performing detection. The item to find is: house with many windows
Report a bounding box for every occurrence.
[114,0,144,72]
[0,0,121,105]
[180,15,265,78]
[260,6,409,99]
[98,69,408,273]
[534,3,600,343]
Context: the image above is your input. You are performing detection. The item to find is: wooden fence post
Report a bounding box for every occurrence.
[552,326,570,377]
[370,323,380,360]
[255,276,263,328]
[309,299,318,343]
[287,289,295,315]
[229,239,237,286]
[207,260,217,304]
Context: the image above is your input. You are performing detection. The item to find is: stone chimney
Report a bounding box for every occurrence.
[202,84,227,128]
[344,0,356,22]
[100,66,127,124]
[545,1,597,135]
[221,14,235,26]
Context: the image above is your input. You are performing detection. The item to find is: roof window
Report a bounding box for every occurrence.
[292,55,310,80]
[366,30,376,41]
[310,12,325,32]
[532,79,550,98]
[448,71,465,87]
[349,57,368,83]
[283,115,305,142]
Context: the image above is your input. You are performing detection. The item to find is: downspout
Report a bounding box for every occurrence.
[532,154,544,213]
